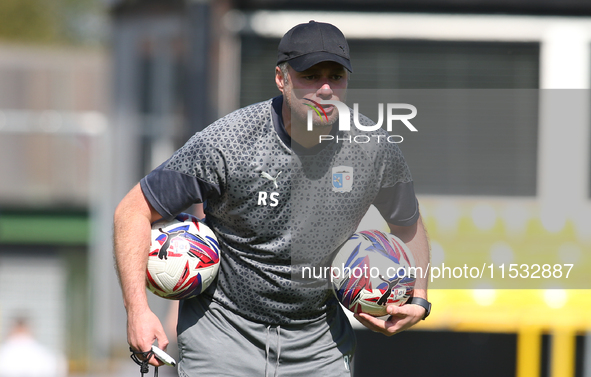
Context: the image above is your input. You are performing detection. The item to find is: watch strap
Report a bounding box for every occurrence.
[407,296,431,320]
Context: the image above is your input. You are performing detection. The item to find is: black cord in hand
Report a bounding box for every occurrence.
[130,347,159,377]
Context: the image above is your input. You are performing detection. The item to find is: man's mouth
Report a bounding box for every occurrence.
[303,98,331,121]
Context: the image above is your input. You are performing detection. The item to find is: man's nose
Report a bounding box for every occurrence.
[317,83,333,98]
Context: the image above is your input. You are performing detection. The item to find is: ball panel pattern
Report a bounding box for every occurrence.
[146,213,220,300]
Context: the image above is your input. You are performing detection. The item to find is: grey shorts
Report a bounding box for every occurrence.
[176,297,355,377]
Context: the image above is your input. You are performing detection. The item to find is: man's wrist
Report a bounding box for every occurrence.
[124,298,150,315]
[406,296,431,320]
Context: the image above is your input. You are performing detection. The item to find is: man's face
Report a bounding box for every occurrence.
[277,61,348,129]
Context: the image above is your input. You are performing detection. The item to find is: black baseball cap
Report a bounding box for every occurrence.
[277,21,353,73]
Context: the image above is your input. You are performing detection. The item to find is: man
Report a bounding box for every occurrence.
[114,21,430,377]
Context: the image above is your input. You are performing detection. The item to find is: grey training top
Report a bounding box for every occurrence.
[140,96,419,325]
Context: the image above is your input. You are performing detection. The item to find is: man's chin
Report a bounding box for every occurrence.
[313,122,335,129]
[313,115,339,129]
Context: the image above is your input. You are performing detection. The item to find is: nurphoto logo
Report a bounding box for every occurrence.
[306,99,418,144]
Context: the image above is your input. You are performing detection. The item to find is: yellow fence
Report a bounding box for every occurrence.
[404,197,591,377]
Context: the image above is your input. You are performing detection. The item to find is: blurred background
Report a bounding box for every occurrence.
[0,0,590,376]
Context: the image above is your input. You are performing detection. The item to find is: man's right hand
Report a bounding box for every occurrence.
[127,308,169,367]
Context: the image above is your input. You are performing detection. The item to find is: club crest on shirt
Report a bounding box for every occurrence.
[332,166,353,193]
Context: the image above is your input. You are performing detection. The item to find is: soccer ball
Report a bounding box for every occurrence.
[331,230,416,316]
[146,213,221,300]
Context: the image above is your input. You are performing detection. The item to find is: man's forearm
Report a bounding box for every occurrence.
[389,215,430,299]
[405,217,429,299]
[113,184,157,313]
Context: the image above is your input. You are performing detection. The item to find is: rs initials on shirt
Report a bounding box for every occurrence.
[257,191,279,207]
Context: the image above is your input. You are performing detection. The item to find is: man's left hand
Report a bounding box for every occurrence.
[354,303,426,336]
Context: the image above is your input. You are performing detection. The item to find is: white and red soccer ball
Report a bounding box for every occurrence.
[331,230,416,317]
[146,213,220,300]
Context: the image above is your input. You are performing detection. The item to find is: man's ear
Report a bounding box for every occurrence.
[275,66,286,93]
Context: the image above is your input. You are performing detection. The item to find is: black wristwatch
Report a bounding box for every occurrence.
[407,297,431,320]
